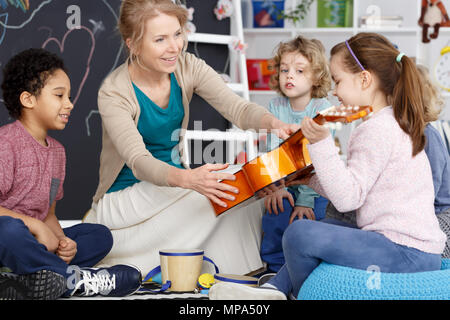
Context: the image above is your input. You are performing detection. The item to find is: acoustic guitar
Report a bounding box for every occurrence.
[211,105,373,216]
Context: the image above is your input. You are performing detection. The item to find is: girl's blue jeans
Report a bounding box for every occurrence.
[268,218,442,297]
[0,216,113,279]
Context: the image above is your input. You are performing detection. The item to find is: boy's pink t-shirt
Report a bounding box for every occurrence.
[0,120,65,221]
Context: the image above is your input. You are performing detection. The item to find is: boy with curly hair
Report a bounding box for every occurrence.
[0,48,141,300]
[260,36,334,273]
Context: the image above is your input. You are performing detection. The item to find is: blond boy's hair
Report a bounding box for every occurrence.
[416,64,444,123]
[269,35,331,98]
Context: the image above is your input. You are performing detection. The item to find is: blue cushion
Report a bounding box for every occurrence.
[298,259,450,300]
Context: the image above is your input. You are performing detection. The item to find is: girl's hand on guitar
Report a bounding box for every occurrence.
[182,163,239,208]
[289,206,316,224]
[300,117,330,144]
[264,189,294,215]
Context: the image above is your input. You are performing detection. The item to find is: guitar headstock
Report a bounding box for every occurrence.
[319,105,373,123]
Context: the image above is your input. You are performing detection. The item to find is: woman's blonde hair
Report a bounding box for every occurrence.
[269,35,331,98]
[416,64,443,123]
[331,32,428,156]
[118,0,188,57]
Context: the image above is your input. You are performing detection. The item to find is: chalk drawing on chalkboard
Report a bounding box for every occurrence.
[41,25,95,106]
[101,0,124,75]
[0,13,7,45]
[0,0,52,29]
[0,0,29,12]
[89,19,105,37]
[85,109,99,137]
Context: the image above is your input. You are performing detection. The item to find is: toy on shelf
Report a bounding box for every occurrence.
[418,0,450,43]
[214,0,234,20]
[246,59,275,90]
[317,0,353,28]
[434,43,450,92]
[252,0,285,28]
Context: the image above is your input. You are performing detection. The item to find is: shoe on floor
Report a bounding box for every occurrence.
[209,282,287,300]
[0,270,66,300]
[68,264,142,297]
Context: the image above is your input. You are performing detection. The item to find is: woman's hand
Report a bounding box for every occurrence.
[300,117,330,144]
[176,163,239,208]
[264,189,294,215]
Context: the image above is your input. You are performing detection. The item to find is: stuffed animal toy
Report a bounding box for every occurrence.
[418,0,450,43]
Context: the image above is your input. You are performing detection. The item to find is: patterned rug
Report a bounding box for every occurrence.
[61,282,209,300]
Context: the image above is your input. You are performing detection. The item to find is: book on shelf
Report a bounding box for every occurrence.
[359,15,403,28]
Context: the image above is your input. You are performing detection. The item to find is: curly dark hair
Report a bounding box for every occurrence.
[1,48,66,119]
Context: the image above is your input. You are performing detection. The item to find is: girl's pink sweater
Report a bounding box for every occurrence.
[308,107,446,254]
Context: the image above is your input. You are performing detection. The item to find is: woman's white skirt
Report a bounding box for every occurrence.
[84,181,265,276]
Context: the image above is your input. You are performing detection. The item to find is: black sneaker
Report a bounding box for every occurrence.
[0,270,66,300]
[67,264,142,297]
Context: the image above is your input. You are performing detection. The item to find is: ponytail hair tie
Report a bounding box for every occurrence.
[396,52,406,63]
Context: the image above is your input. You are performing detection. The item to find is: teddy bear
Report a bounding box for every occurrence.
[418,0,450,43]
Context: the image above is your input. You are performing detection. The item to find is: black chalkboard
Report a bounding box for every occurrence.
[0,0,231,220]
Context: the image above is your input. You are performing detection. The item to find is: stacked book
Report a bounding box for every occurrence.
[359,15,403,29]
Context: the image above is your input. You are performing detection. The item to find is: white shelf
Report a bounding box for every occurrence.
[249,90,277,95]
[244,27,419,35]
[299,28,354,33]
[188,33,232,45]
[244,27,354,34]
[358,27,419,33]
[244,28,293,34]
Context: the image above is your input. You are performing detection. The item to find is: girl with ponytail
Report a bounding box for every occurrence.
[210,32,447,300]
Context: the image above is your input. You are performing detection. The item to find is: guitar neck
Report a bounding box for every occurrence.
[318,105,373,123]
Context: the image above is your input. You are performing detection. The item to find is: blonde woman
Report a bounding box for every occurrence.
[84,0,298,276]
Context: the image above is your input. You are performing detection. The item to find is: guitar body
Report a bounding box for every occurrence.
[211,105,372,216]
[211,169,255,215]
[212,130,314,216]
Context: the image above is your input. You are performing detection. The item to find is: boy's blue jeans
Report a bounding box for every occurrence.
[268,218,442,297]
[0,216,113,279]
[261,191,328,272]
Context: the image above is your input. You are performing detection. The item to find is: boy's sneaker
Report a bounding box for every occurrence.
[0,270,66,300]
[209,281,287,300]
[67,264,142,297]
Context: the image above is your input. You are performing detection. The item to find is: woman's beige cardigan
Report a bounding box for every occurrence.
[93,52,270,203]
